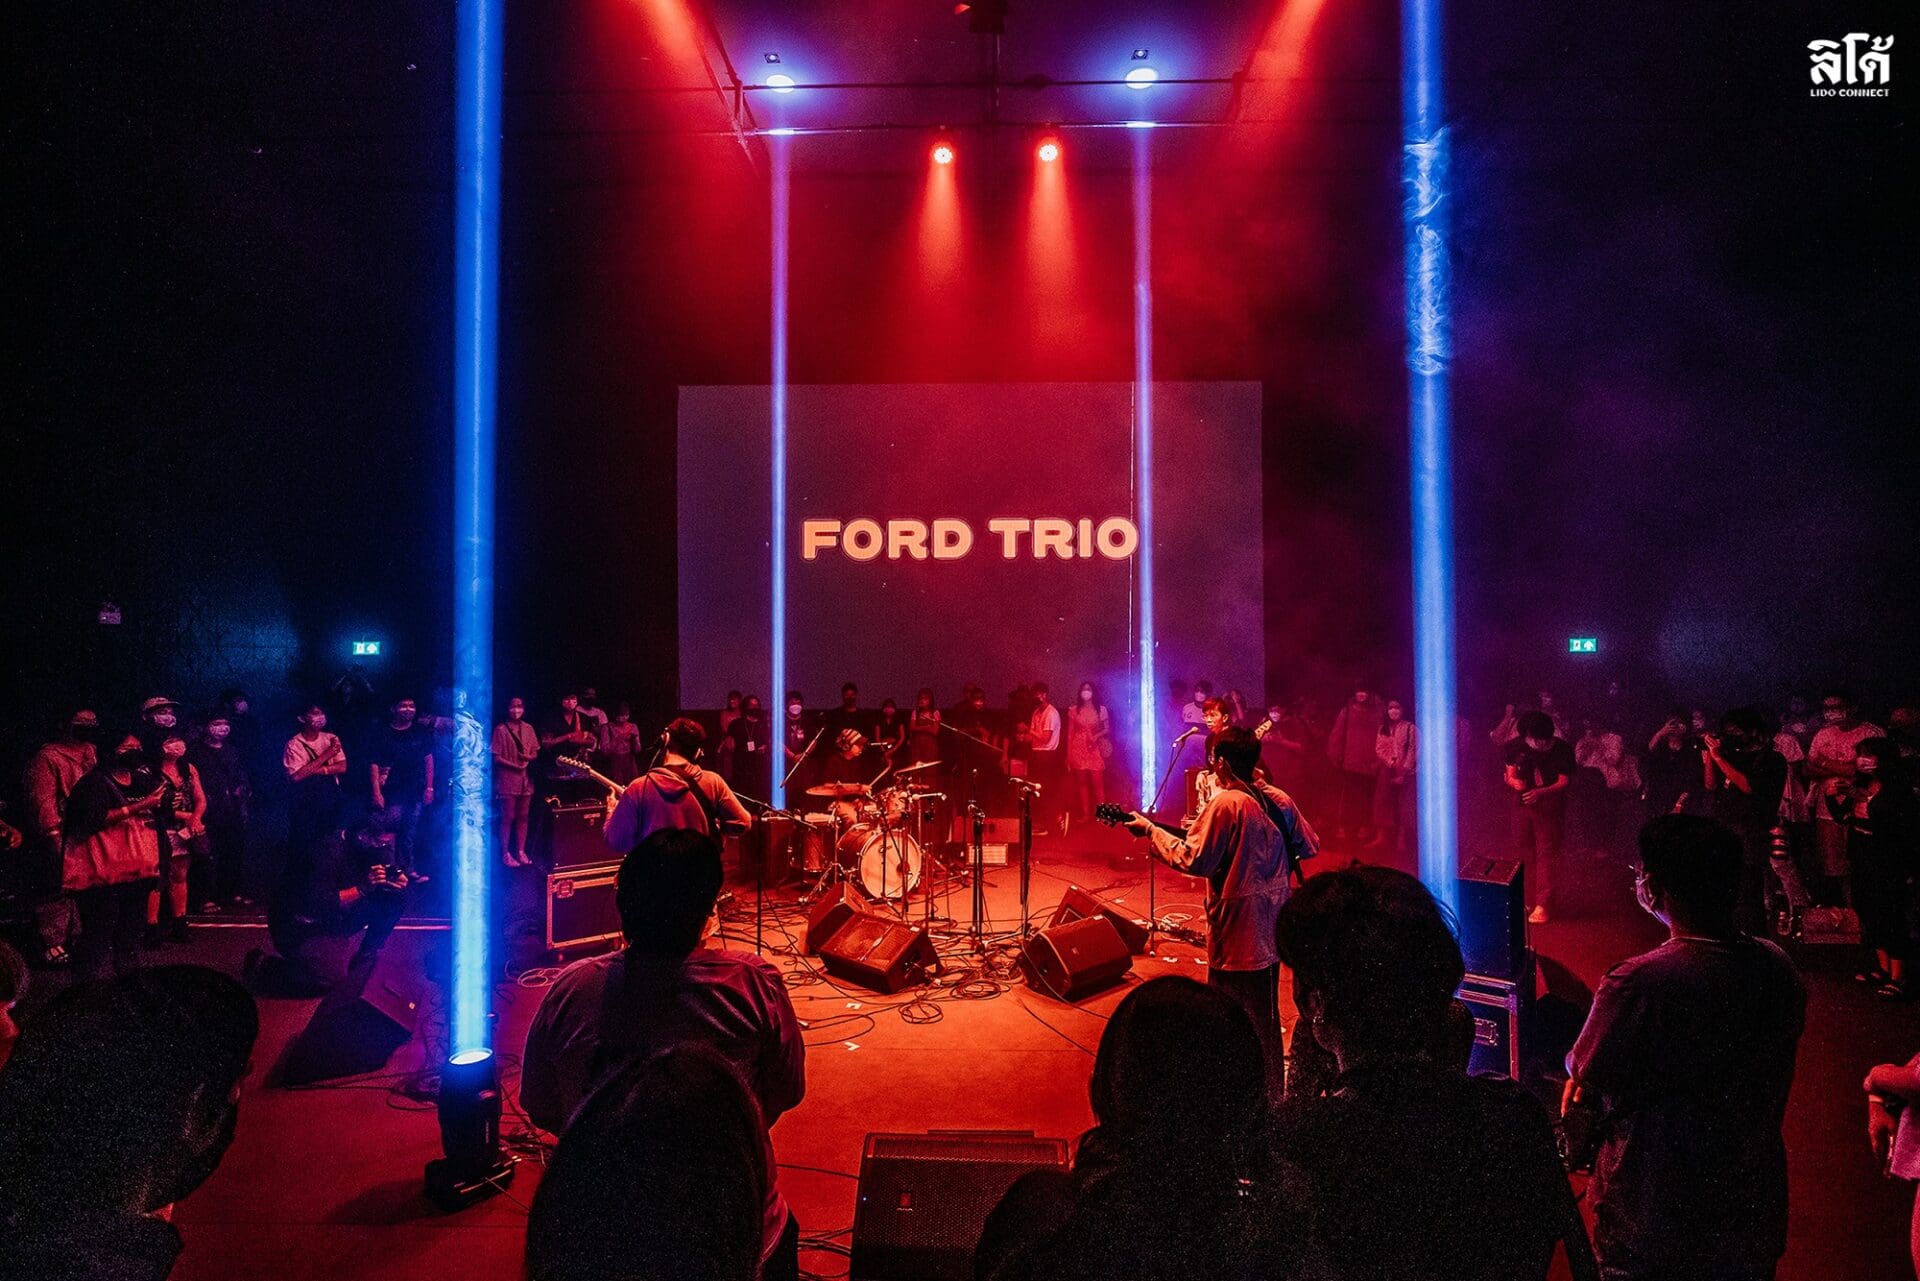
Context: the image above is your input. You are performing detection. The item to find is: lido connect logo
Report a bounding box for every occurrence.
[1808,34,1894,97]
[801,517,1140,562]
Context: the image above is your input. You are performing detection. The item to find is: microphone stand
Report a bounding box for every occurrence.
[779,726,825,795]
[732,789,786,958]
[1143,727,1201,954]
[1009,778,1039,939]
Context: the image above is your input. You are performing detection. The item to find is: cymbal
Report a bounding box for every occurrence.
[894,760,942,775]
[806,782,871,799]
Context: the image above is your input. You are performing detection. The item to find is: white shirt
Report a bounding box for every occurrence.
[1029,703,1061,752]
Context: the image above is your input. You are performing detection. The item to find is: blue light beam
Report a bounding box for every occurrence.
[1402,0,1459,912]
[769,135,791,810]
[1132,127,1156,810]
[451,0,502,1055]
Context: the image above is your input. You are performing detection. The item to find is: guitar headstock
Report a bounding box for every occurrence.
[1093,803,1133,828]
[1253,718,1274,740]
[558,755,592,773]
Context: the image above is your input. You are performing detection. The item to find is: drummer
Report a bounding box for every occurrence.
[818,729,885,828]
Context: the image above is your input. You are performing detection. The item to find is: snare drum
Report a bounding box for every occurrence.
[835,824,924,900]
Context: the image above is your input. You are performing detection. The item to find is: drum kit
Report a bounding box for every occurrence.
[788,760,946,906]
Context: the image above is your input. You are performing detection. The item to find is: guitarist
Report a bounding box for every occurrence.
[1116,727,1320,1098]
[604,719,753,855]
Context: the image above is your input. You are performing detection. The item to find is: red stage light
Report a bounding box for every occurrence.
[1037,138,1061,163]
[931,142,956,166]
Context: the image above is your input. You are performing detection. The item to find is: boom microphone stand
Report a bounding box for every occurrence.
[1010,777,1039,939]
[1142,726,1201,954]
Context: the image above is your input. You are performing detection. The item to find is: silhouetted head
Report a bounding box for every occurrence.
[616,830,723,957]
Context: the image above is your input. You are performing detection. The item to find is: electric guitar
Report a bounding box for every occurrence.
[558,756,730,937]
[1094,802,1186,838]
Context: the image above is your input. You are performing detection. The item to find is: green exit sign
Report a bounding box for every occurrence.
[1568,637,1598,654]
[351,640,382,657]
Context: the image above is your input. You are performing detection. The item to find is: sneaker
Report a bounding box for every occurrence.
[1527,905,1550,925]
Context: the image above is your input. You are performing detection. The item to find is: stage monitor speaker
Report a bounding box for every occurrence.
[819,913,937,994]
[1457,856,1527,980]
[850,1130,1069,1281]
[1049,884,1151,955]
[281,954,420,1086]
[546,799,612,872]
[1021,916,1132,1002]
[806,884,869,954]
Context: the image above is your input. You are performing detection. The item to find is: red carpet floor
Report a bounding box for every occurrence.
[67,833,1910,1280]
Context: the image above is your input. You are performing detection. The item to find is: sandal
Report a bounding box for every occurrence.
[1875,980,1909,1001]
[1854,968,1890,986]
[41,944,71,968]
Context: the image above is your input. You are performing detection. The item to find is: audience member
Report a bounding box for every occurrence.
[146,733,205,946]
[1703,707,1789,936]
[188,712,251,909]
[521,828,804,1280]
[979,976,1306,1281]
[491,696,539,868]
[1272,865,1581,1281]
[261,810,410,995]
[1806,690,1883,898]
[1326,686,1384,843]
[0,965,258,1281]
[1641,710,1698,820]
[63,732,166,981]
[1565,815,1805,1281]
[283,705,347,863]
[17,708,96,966]
[1864,1050,1920,1277]
[1369,697,1418,854]
[1065,681,1112,820]
[1505,710,1575,924]
[1835,737,1916,999]
[0,939,25,1073]
[368,695,435,879]
[540,693,599,790]
[726,695,770,797]
[1573,717,1634,858]
[525,1044,771,1281]
[600,702,642,785]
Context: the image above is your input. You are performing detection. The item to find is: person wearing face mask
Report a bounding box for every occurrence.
[189,714,252,910]
[1065,682,1112,822]
[1369,699,1419,855]
[0,964,258,1281]
[1505,711,1575,924]
[600,702,643,786]
[1564,815,1805,1281]
[147,733,207,946]
[62,732,167,979]
[907,688,942,768]
[1833,738,1917,999]
[491,697,540,868]
[136,696,182,760]
[368,696,435,880]
[725,696,771,799]
[781,692,817,794]
[1806,689,1884,900]
[284,705,348,864]
[874,699,906,762]
[18,708,98,966]
[541,693,599,794]
[1326,687,1384,845]
[1702,707,1789,937]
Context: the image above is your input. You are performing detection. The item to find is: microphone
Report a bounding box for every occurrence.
[1172,725,1202,745]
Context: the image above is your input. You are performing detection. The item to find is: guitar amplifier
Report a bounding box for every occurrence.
[546,861,624,952]
[546,799,613,872]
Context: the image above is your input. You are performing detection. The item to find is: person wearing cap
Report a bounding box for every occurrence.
[17,709,97,965]
[137,697,182,759]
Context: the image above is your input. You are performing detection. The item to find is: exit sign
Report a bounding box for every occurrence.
[1568,637,1598,654]
[351,640,382,657]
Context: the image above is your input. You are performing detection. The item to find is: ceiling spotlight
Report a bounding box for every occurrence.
[1037,138,1061,163]
[767,73,795,93]
[931,141,956,166]
[1131,48,1150,60]
[763,52,781,64]
[1125,66,1158,89]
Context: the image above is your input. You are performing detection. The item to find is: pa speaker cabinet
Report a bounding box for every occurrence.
[1457,856,1527,979]
[281,953,420,1085]
[806,884,869,954]
[1050,884,1151,955]
[820,914,938,994]
[546,861,623,952]
[1459,969,1532,1081]
[1021,916,1132,1001]
[851,1131,1069,1281]
[546,799,612,872]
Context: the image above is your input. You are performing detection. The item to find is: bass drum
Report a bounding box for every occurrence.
[834,824,923,900]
